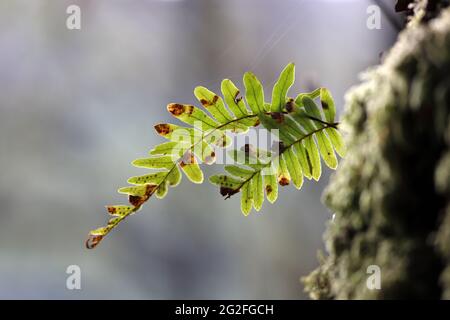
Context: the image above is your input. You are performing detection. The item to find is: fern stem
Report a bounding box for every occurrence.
[305,116,339,129]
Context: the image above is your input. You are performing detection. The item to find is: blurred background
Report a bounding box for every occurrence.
[0,0,400,299]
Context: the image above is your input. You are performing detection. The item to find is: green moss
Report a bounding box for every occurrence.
[304,6,450,299]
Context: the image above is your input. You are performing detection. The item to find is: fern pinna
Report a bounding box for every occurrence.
[86,63,345,249]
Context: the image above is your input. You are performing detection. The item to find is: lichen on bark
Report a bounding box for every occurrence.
[304,4,450,299]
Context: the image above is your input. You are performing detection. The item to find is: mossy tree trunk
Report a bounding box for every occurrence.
[304,0,450,299]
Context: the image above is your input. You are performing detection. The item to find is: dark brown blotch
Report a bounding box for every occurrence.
[278,176,290,186]
[86,234,103,249]
[270,112,285,124]
[234,90,242,104]
[220,186,240,199]
[305,150,313,174]
[129,195,143,207]
[200,99,210,107]
[106,206,116,215]
[243,144,256,156]
[185,105,194,115]
[154,123,173,136]
[167,103,185,116]
[216,135,228,147]
[285,99,295,113]
[266,185,273,194]
[204,151,216,165]
[321,100,329,110]
[278,141,287,153]
[180,151,196,167]
[129,184,156,207]
[145,184,157,195]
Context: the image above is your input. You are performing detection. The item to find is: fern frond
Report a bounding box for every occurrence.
[87,62,346,248]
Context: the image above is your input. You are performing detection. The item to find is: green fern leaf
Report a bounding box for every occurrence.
[263,166,278,203]
[243,72,266,113]
[224,165,255,179]
[167,103,218,130]
[326,127,346,157]
[283,147,303,189]
[271,63,295,112]
[221,79,250,118]
[241,178,253,216]
[252,172,264,211]
[294,142,313,180]
[149,141,189,156]
[194,86,234,124]
[304,136,322,181]
[277,153,291,186]
[179,151,203,183]
[319,88,336,123]
[155,181,169,199]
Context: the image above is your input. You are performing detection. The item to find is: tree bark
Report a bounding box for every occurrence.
[303,0,450,299]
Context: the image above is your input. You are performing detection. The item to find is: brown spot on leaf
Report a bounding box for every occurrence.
[278,176,290,186]
[216,135,228,147]
[305,150,313,174]
[145,184,157,194]
[204,151,216,165]
[154,123,173,136]
[270,112,285,123]
[106,206,116,215]
[200,96,219,107]
[129,195,143,207]
[279,141,286,153]
[286,99,295,113]
[266,185,273,194]
[180,151,196,167]
[186,105,195,115]
[167,103,185,116]
[220,186,240,199]
[129,184,156,207]
[200,99,209,107]
[321,100,329,110]
[244,144,256,156]
[234,91,242,104]
[86,234,103,249]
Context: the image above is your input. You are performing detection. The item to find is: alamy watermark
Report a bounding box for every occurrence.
[66,5,81,30]
[366,265,381,290]
[366,5,381,30]
[66,265,81,290]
